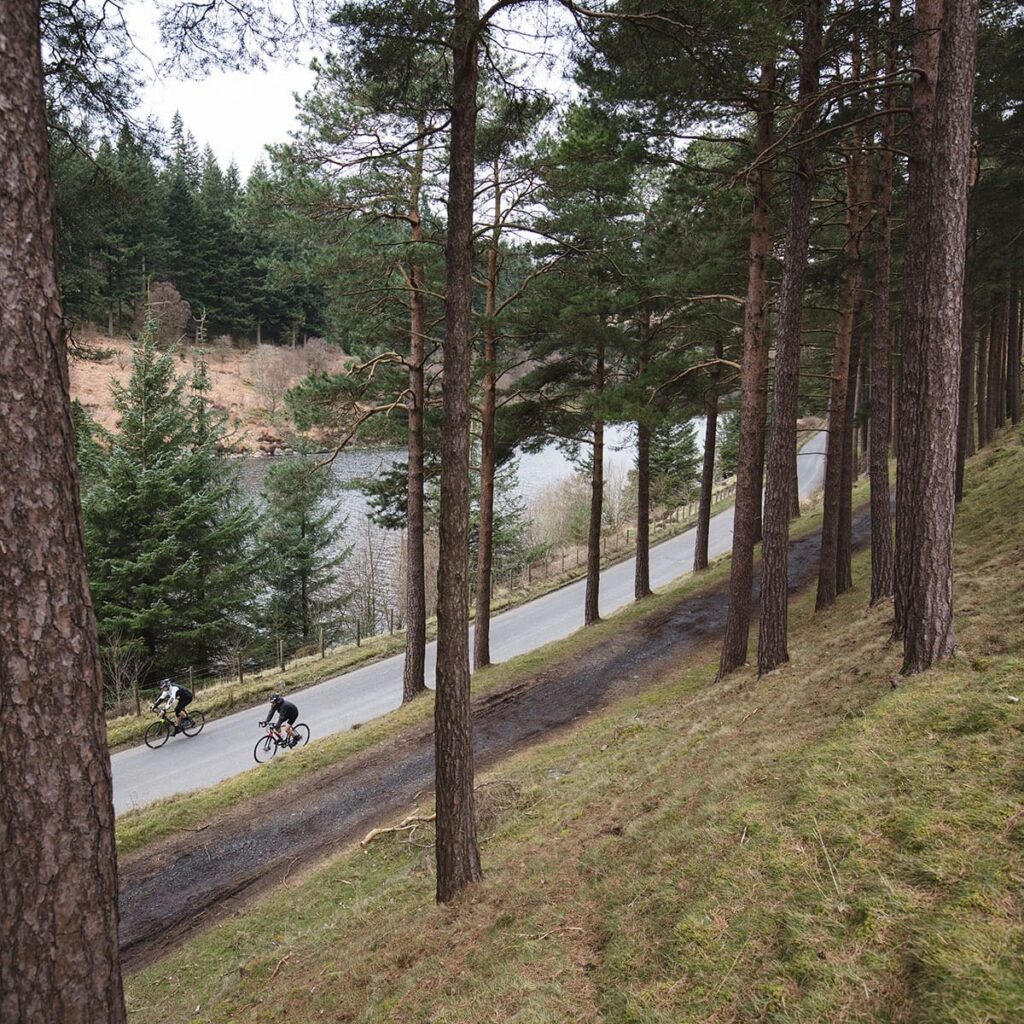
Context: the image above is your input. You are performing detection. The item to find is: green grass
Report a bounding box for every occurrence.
[124,431,1024,1021]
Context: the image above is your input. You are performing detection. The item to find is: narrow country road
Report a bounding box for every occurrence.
[111,431,827,814]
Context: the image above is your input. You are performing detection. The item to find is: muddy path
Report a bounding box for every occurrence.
[119,509,872,971]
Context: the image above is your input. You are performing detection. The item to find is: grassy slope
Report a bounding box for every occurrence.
[126,432,1024,1023]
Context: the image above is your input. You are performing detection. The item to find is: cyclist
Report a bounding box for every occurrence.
[261,693,300,747]
[151,678,193,735]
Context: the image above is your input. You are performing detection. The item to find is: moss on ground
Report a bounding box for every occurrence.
[122,439,1024,1024]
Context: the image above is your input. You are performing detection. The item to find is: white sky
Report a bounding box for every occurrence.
[128,4,316,175]
[125,2,574,177]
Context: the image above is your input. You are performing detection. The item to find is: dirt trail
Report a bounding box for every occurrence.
[118,509,872,970]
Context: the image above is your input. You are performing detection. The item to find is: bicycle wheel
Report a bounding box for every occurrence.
[182,710,205,737]
[253,735,278,764]
[291,723,310,748]
[144,720,171,749]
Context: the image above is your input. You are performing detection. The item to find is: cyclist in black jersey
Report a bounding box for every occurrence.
[152,678,193,734]
[261,693,299,747]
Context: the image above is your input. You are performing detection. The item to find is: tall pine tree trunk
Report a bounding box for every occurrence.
[718,60,775,678]
[900,0,979,675]
[403,132,428,703]
[0,1,127,1019]
[1010,283,1022,424]
[585,339,606,625]
[1005,277,1019,424]
[435,0,482,903]
[869,17,896,602]
[837,322,863,594]
[955,248,975,503]
[987,295,1004,438]
[758,1,825,673]
[976,319,989,449]
[473,156,501,670]
[635,316,652,599]
[893,0,942,641]
[694,336,723,572]
[817,129,865,611]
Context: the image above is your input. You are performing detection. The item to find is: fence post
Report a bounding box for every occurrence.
[508,568,514,592]
[602,535,607,556]
[319,625,325,659]
[561,552,565,573]
[626,528,631,545]
[528,562,532,584]
[356,620,361,647]
[188,666,194,689]
[237,655,244,686]
[389,608,395,635]
[576,546,580,567]
[278,638,285,672]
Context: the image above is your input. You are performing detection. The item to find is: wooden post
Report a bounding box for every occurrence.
[561,552,565,572]
[508,568,514,592]
[356,620,361,647]
[237,655,244,686]
[319,625,325,659]
[528,563,532,584]
[576,546,580,567]
[626,528,631,544]
[278,638,285,672]
[187,666,194,689]
[389,608,395,634]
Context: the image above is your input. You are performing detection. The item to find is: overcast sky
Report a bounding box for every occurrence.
[128,4,316,175]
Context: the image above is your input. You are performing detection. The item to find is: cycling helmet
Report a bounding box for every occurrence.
[159,678,172,690]
[270,693,283,707]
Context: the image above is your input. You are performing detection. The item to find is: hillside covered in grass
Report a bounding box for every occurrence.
[127,430,1024,1023]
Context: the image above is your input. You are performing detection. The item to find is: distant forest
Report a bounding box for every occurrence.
[52,112,327,344]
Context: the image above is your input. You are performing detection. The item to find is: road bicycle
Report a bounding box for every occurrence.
[144,707,206,749]
[253,719,311,763]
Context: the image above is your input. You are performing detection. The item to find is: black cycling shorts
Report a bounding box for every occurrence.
[276,705,298,727]
[174,693,193,715]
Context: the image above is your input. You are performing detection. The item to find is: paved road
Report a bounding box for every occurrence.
[112,430,827,814]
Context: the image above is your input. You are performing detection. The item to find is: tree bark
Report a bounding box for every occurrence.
[899,0,979,675]
[758,2,825,674]
[635,316,652,599]
[837,321,863,594]
[434,0,482,903]
[1006,277,1020,425]
[893,0,941,641]
[717,60,775,678]
[869,4,897,603]
[987,295,1004,438]
[585,339,606,625]
[976,318,989,450]
[0,2,127,1020]
[694,335,723,572]
[403,131,428,703]
[817,127,865,611]
[473,156,501,670]
[955,248,975,504]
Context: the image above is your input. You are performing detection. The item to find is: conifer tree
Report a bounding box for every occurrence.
[257,460,350,647]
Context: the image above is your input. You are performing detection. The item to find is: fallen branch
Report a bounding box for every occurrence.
[361,812,437,847]
[270,954,291,980]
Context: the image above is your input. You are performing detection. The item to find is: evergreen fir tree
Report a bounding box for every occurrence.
[81,320,257,674]
[649,421,702,507]
[256,460,350,647]
[717,411,742,479]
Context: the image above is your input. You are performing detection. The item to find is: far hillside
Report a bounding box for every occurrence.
[70,334,348,453]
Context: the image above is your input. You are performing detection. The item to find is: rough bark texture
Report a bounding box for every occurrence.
[758,3,824,674]
[893,0,942,641]
[1006,278,1020,424]
[976,319,989,450]
[0,2,128,1020]
[987,295,1005,438]
[717,60,774,678]
[955,250,975,504]
[836,323,862,594]
[403,134,428,702]
[434,0,482,903]
[869,10,897,603]
[899,0,979,675]
[1011,285,1022,424]
[817,130,865,611]
[694,335,723,572]
[585,340,606,626]
[473,156,501,670]
[635,317,652,599]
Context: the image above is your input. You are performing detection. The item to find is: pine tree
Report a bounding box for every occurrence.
[257,460,350,647]
[649,421,702,507]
